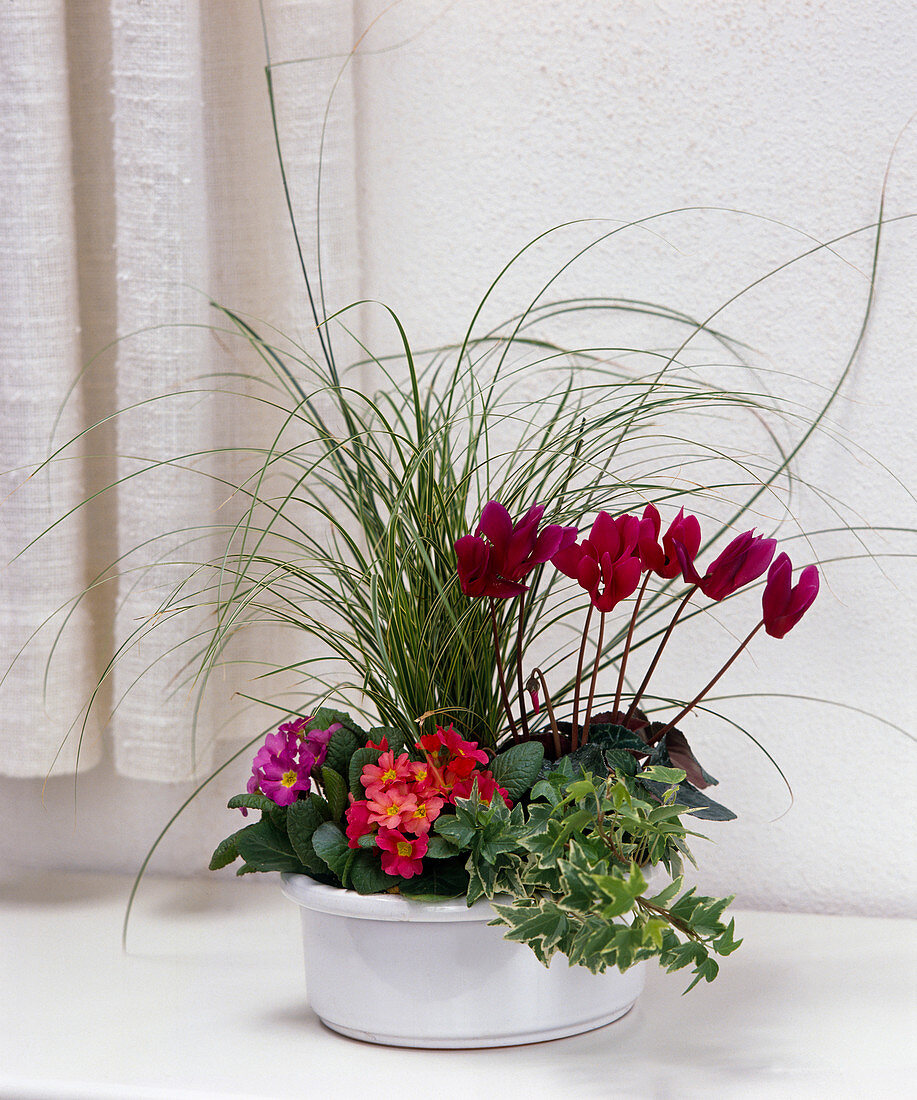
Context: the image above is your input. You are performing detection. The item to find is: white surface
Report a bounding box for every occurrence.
[1,871,914,1099]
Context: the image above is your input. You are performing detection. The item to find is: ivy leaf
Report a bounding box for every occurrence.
[311,822,352,880]
[320,765,348,821]
[489,741,545,801]
[641,778,736,821]
[639,765,687,786]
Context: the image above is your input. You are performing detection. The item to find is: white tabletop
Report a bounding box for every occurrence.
[1,869,914,1099]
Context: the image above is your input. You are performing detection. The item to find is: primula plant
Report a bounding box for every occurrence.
[212,495,818,990]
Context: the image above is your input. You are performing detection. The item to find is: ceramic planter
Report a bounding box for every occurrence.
[280,873,646,1048]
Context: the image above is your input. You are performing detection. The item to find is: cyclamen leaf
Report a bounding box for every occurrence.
[489,741,545,801]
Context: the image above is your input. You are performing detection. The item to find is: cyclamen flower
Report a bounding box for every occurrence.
[376,830,428,878]
[638,504,702,580]
[679,529,777,601]
[247,729,313,807]
[762,553,820,638]
[365,784,419,830]
[552,510,642,613]
[455,501,577,599]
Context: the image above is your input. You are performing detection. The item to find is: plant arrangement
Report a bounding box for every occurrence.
[211,496,818,990]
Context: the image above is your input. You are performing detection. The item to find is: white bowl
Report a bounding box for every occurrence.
[280,874,646,1048]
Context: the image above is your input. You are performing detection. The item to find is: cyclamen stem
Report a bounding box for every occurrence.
[625,585,697,723]
[489,597,520,743]
[528,667,561,758]
[515,592,531,741]
[649,620,764,744]
[614,572,652,718]
[581,610,606,747]
[571,603,594,752]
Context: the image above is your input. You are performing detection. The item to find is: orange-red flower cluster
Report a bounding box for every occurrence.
[344,726,511,878]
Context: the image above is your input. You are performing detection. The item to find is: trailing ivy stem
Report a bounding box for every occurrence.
[649,620,765,744]
[489,597,520,743]
[625,584,697,723]
[528,667,561,758]
[515,592,530,740]
[570,602,594,752]
[581,610,606,747]
[614,572,652,718]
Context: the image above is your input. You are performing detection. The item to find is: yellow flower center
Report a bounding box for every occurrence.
[281,769,298,788]
[413,805,427,819]
[385,804,400,816]
[382,768,397,783]
[396,841,413,858]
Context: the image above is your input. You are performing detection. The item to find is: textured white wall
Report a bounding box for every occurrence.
[4,2,915,918]
[351,0,917,915]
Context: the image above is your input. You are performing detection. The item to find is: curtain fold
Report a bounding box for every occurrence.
[0,0,361,780]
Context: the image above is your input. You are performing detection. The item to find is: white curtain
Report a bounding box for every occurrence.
[0,1,360,780]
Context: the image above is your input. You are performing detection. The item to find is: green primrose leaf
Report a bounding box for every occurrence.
[348,746,380,800]
[489,741,545,801]
[234,819,304,873]
[320,765,348,821]
[323,726,359,776]
[286,797,333,875]
[311,822,352,880]
[208,832,241,871]
[348,850,393,895]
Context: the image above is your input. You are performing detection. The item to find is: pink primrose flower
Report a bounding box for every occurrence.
[552,511,642,613]
[360,750,414,794]
[345,797,376,849]
[762,553,820,638]
[376,830,428,878]
[637,504,702,581]
[276,715,341,770]
[366,784,419,830]
[401,794,445,836]
[449,770,512,808]
[247,729,312,807]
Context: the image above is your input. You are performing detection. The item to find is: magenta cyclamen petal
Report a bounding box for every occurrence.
[762,554,820,638]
